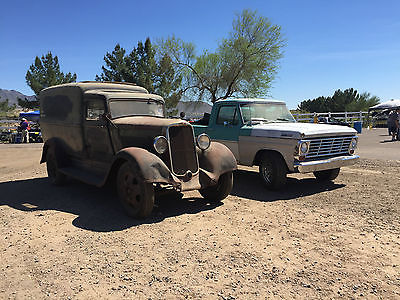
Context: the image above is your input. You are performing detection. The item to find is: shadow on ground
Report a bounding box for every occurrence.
[380,139,398,143]
[232,169,345,202]
[0,178,220,232]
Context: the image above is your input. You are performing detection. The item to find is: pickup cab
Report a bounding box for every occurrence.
[193,99,359,189]
[39,82,237,218]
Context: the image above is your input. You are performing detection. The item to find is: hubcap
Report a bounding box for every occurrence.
[261,163,273,184]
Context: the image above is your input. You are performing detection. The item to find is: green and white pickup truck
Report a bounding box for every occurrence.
[192,99,359,189]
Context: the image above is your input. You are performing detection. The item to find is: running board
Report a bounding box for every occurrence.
[59,166,106,187]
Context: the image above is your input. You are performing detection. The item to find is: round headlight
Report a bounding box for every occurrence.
[349,137,358,152]
[197,133,211,150]
[153,136,168,154]
[299,141,310,155]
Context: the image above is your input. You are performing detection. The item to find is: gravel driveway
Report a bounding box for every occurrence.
[0,131,399,299]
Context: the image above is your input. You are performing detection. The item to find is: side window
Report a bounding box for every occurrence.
[86,100,105,121]
[216,106,239,125]
[240,105,251,123]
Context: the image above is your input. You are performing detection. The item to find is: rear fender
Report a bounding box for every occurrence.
[113,147,178,186]
[197,142,237,188]
[40,138,66,166]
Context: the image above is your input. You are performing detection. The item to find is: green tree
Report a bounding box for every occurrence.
[0,98,16,112]
[26,52,77,96]
[159,9,285,102]
[155,54,182,112]
[345,92,380,112]
[96,38,182,110]
[298,89,380,112]
[95,44,132,82]
[17,97,39,110]
[0,97,8,111]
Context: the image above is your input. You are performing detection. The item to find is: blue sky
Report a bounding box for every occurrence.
[1,0,399,109]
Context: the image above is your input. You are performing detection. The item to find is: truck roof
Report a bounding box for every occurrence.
[214,98,286,105]
[86,91,164,103]
[41,81,149,94]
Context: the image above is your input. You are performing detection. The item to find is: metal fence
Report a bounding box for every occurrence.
[292,111,368,123]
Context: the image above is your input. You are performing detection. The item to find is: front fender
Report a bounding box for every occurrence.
[197,142,237,187]
[114,147,178,186]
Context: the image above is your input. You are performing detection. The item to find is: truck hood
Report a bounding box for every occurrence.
[250,122,357,139]
[113,116,186,127]
[113,116,189,150]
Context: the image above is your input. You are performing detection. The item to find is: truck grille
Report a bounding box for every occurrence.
[306,136,353,159]
[168,125,198,176]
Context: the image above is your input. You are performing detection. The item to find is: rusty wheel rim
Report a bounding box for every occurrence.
[120,170,142,210]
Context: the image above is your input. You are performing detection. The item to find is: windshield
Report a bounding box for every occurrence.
[240,103,296,124]
[109,99,165,118]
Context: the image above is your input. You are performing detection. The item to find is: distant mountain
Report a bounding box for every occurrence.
[0,89,35,107]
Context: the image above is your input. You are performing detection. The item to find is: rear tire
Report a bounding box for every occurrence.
[117,161,154,218]
[313,168,340,181]
[199,171,233,202]
[259,153,287,190]
[46,151,67,185]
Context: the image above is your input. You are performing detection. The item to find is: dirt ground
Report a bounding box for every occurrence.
[0,133,399,299]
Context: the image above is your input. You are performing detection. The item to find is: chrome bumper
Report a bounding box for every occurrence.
[294,155,360,173]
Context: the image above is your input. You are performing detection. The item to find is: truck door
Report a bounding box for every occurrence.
[83,96,114,167]
[208,105,241,160]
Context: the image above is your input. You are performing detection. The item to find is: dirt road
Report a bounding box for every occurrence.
[0,142,399,299]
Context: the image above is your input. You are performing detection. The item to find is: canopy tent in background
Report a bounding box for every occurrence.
[369,99,400,111]
[19,110,40,122]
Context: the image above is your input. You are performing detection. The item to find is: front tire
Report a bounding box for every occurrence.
[46,151,67,185]
[313,168,340,181]
[259,153,287,190]
[117,161,154,218]
[199,171,233,202]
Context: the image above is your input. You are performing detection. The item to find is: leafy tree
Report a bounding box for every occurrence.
[26,52,77,96]
[17,97,39,110]
[155,54,182,113]
[135,38,157,92]
[95,44,132,82]
[159,9,285,102]
[0,97,8,111]
[344,92,380,112]
[0,98,16,112]
[298,88,380,112]
[96,38,182,110]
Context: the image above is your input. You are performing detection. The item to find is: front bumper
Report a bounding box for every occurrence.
[294,155,360,173]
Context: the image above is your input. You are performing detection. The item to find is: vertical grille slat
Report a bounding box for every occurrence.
[306,136,353,159]
[168,125,198,175]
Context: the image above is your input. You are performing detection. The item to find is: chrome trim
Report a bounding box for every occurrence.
[166,123,200,177]
[294,155,359,173]
[295,140,310,158]
[197,133,211,150]
[304,136,356,159]
[348,136,358,153]
[153,136,168,154]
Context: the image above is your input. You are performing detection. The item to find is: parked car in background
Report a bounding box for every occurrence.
[39,82,237,218]
[193,99,359,190]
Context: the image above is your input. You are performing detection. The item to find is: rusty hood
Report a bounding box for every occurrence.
[113,116,187,128]
[112,116,190,151]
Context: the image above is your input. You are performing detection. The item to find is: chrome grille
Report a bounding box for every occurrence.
[306,136,353,159]
[168,125,198,176]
